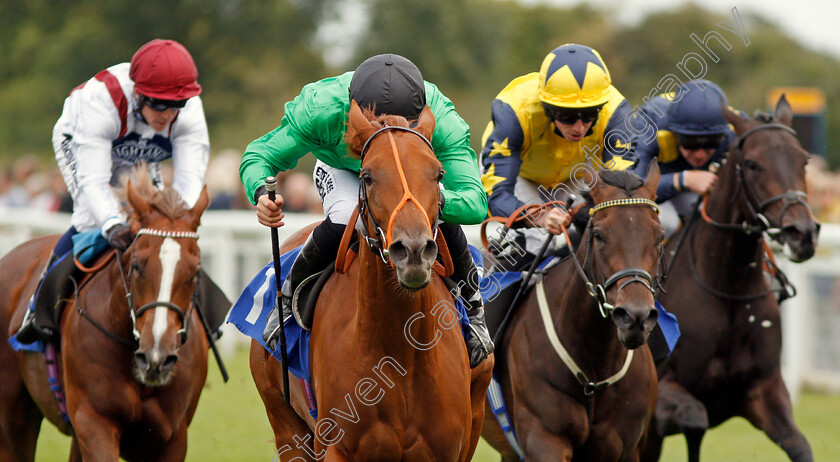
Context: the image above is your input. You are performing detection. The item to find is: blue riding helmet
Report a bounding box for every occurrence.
[667,79,730,136]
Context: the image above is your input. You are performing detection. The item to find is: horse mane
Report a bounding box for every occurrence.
[598,169,644,196]
[344,108,412,159]
[118,165,190,224]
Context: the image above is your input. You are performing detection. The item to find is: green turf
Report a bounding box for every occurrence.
[33,345,840,461]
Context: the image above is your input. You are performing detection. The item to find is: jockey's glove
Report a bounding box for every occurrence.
[106,223,134,251]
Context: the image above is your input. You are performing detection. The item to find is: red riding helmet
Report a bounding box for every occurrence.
[130,39,202,100]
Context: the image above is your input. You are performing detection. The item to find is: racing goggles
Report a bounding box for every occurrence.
[140,95,188,112]
[676,133,725,150]
[543,103,602,125]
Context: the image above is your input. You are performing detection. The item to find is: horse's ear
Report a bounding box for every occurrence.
[349,100,373,132]
[774,94,794,127]
[414,106,436,141]
[642,162,660,200]
[189,186,210,227]
[722,102,749,134]
[126,179,150,217]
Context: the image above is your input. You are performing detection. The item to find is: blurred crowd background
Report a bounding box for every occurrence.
[0,151,323,214]
[1,0,838,221]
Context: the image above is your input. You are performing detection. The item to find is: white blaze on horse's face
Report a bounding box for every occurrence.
[152,238,181,354]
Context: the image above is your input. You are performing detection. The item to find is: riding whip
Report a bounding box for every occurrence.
[266,177,291,405]
[493,232,554,347]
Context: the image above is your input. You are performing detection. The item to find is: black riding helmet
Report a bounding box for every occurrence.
[349,54,426,119]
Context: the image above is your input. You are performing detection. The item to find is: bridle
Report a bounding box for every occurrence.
[566,198,662,318]
[358,125,438,264]
[700,123,811,237]
[684,122,809,301]
[76,228,199,348]
[534,196,661,409]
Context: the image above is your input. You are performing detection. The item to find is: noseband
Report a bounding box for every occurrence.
[702,123,812,236]
[567,198,661,318]
[358,125,438,264]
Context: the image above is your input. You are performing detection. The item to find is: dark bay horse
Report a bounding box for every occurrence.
[640,96,820,462]
[250,101,493,461]
[0,169,211,461]
[482,165,664,461]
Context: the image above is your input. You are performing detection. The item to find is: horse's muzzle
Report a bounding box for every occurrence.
[134,351,179,386]
[390,238,437,290]
[612,305,658,349]
[780,221,820,263]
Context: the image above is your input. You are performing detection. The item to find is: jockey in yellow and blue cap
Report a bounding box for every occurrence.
[629,79,740,235]
[480,43,636,261]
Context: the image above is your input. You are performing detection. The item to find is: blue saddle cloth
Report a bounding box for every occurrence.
[8,230,111,354]
[228,245,473,391]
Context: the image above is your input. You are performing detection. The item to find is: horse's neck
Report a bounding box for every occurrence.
[82,261,132,334]
[545,259,627,366]
[355,247,438,355]
[695,165,765,282]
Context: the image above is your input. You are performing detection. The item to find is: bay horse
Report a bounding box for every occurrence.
[482,165,664,461]
[250,101,493,461]
[640,96,820,462]
[0,168,211,461]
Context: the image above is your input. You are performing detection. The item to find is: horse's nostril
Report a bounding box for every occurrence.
[421,239,437,263]
[163,354,178,369]
[389,241,408,263]
[648,307,659,323]
[134,352,148,370]
[611,307,632,329]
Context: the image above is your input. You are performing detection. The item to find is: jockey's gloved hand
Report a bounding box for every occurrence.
[106,223,134,251]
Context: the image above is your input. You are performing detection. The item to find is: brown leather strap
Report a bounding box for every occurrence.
[432,230,454,278]
[335,207,361,274]
[74,250,116,273]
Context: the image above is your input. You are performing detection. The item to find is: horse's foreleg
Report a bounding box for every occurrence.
[0,385,41,462]
[521,428,574,462]
[150,426,188,462]
[68,438,83,462]
[250,341,315,461]
[684,428,705,462]
[465,355,494,462]
[70,406,120,462]
[636,425,664,462]
[653,377,708,462]
[743,374,813,462]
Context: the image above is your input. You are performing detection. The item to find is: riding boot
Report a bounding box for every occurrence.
[263,234,336,351]
[16,251,60,344]
[452,247,494,368]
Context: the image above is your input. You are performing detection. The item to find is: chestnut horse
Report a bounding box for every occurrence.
[250,102,493,461]
[640,96,820,462]
[0,169,210,461]
[482,165,664,461]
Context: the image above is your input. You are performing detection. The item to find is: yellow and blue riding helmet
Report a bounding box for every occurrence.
[538,43,612,110]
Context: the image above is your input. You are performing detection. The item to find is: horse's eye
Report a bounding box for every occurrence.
[744,159,760,170]
[437,169,444,182]
[361,170,373,186]
[592,230,604,243]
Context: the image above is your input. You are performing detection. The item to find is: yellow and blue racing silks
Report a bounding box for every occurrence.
[479,73,637,218]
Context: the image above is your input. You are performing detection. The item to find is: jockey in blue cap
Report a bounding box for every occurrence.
[630,79,738,236]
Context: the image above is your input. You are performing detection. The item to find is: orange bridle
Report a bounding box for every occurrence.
[358,125,437,264]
